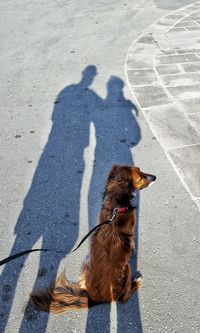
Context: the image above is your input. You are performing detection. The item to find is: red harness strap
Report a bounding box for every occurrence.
[116,207,129,213]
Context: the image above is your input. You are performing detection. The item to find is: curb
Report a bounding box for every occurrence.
[125,1,200,212]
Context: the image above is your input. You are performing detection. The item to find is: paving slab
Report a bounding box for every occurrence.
[160,72,200,86]
[168,144,200,198]
[156,63,182,75]
[176,98,200,113]
[144,105,200,149]
[125,1,200,210]
[166,84,200,100]
[133,85,171,107]
[153,31,200,51]
[156,53,200,65]
[181,61,200,72]
[127,69,157,86]
[188,113,200,131]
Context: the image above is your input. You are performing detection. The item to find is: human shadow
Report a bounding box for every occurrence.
[0,65,102,333]
[0,67,143,333]
[86,76,142,332]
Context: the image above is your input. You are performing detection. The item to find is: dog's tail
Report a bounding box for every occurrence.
[31,272,89,313]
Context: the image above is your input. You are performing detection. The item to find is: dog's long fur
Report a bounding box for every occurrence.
[31,165,156,313]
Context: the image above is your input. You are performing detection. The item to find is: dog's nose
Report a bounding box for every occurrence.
[147,175,156,182]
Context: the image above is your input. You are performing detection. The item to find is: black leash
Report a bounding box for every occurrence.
[0,249,65,267]
[0,207,128,267]
[72,219,112,252]
[72,207,129,251]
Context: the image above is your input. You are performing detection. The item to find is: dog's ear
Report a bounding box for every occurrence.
[107,165,131,181]
[107,165,119,180]
[103,165,119,198]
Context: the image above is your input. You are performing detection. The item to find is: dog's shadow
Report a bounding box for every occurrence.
[0,65,142,333]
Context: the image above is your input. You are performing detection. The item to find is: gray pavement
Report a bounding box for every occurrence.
[0,1,200,333]
[126,1,200,211]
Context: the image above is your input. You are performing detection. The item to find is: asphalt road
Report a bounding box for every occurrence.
[0,1,199,332]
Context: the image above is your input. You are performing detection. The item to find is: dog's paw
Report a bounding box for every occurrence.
[135,277,142,289]
[131,277,142,290]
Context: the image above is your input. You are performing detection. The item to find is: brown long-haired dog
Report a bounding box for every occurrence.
[31,165,156,313]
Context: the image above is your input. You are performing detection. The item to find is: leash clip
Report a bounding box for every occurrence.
[109,208,118,224]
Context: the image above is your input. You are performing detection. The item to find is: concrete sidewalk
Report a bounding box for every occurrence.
[126,1,200,212]
[0,0,200,332]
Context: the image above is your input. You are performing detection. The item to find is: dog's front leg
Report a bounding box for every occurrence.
[116,264,132,303]
[118,264,141,303]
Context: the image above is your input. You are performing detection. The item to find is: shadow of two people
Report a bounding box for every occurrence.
[0,65,142,333]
